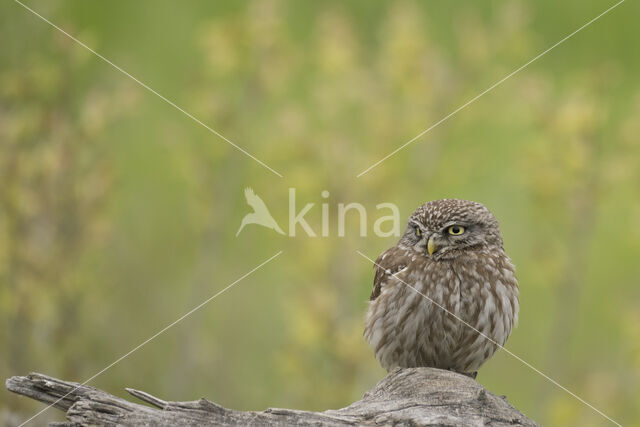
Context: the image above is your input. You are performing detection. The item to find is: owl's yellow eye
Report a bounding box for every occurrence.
[447,225,465,235]
[415,227,422,237]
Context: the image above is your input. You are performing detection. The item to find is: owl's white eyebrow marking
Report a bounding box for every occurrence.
[441,221,470,229]
[408,220,425,230]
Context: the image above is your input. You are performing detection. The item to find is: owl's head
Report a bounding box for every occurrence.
[399,199,503,260]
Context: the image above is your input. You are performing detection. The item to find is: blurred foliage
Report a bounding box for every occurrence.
[1,0,639,425]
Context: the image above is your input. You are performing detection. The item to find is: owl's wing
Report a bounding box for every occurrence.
[370,246,411,301]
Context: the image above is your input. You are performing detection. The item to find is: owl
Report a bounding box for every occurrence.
[364,199,519,377]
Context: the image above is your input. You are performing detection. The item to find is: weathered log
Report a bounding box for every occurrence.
[6,367,537,426]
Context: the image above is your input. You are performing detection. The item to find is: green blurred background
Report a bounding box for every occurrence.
[1,0,639,425]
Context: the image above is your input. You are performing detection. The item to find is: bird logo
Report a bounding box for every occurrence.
[236,187,285,236]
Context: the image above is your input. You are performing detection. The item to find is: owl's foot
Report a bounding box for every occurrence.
[446,368,478,379]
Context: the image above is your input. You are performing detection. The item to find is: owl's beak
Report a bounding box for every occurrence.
[427,235,437,256]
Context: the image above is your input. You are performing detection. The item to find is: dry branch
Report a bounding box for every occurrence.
[6,367,537,426]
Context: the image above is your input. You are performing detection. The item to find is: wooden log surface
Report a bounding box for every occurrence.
[6,367,537,426]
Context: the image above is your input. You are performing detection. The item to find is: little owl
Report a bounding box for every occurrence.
[364,199,519,377]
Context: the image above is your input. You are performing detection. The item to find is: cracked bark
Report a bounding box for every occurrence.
[6,367,537,426]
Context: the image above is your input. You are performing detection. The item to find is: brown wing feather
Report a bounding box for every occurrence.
[370,246,412,301]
